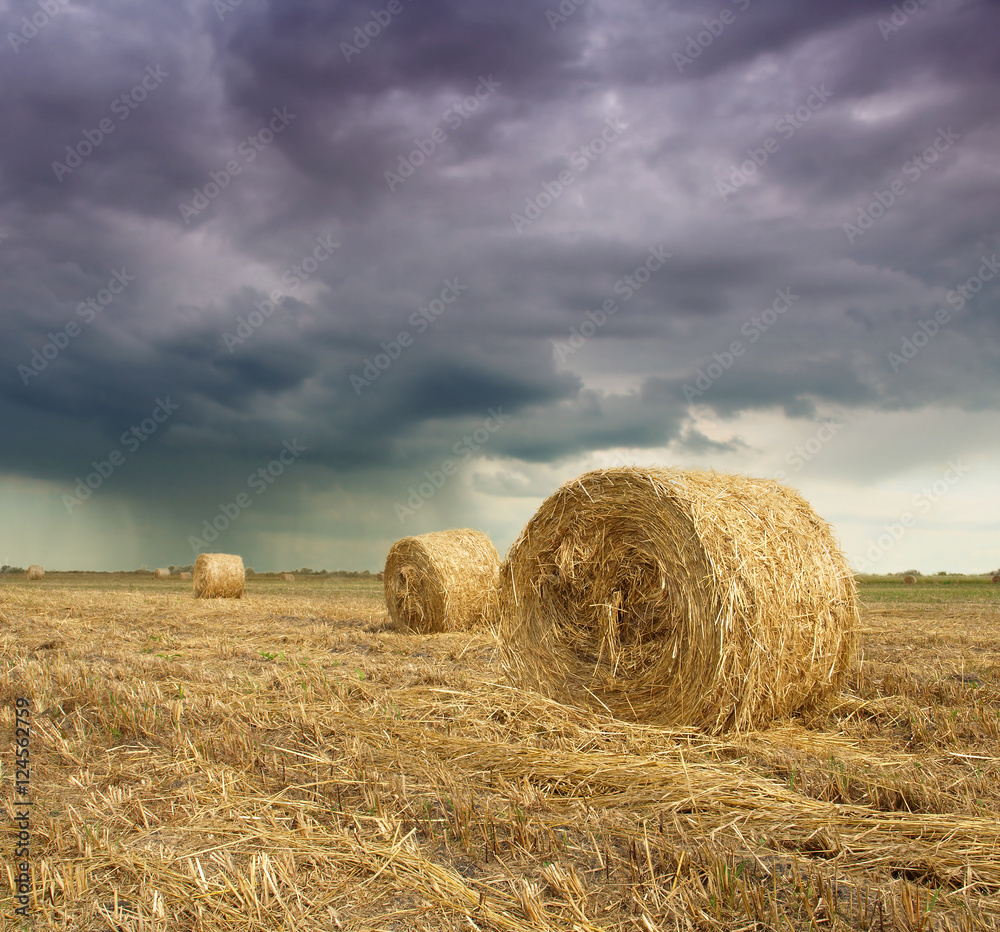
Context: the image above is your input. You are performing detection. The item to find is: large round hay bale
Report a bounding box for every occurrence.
[384,529,499,633]
[25,565,44,580]
[193,553,245,599]
[903,575,916,585]
[178,571,192,581]
[154,568,171,579]
[282,573,295,582]
[491,467,859,733]
[992,574,1000,584]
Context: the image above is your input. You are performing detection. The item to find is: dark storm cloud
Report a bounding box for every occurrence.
[216,0,590,105]
[493,387,686,462]
[1,0,998,570]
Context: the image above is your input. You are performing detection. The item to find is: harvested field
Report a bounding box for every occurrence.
[2,572,999,931]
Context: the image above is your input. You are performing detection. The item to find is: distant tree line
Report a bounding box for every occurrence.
[290,568,374,576]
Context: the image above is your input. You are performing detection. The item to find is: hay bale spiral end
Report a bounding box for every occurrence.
[490,467,859,733]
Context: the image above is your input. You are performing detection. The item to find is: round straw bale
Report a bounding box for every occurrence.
[193,553,245,599]
[992,574,1000,584]
[178,571,192,580]
[153,568,171,579]
[491,467,859,733]
[903,575,916,585]
[25,564,44,580]
[282,573,295,581]
[384,529,499,633]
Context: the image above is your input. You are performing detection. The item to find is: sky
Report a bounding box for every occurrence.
[1,0,998,574]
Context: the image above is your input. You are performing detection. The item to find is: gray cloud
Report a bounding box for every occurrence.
[1,0,998,569]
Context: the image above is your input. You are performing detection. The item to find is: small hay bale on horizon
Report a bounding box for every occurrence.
[25,565,44,580]
[282,573,295,581]
[153,568,171,579]
[193,553,245,599]
[992,574,1000,584]
[178,571,192,580]
[903,575,917,585]
[384,529,499,633]
[490,466,859,733]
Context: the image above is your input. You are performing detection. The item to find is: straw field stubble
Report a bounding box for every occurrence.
[1,572,999,930]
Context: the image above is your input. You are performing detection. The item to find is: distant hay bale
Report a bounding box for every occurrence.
[153,568,171,579]
[25,565,44,580]
[282,573,295,581]
[384,529,500,633]
[178,572,192,580]
[491,467,859,733]
[992,575,1000,585]
[193,553,245,599]
[903,575,916,585]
